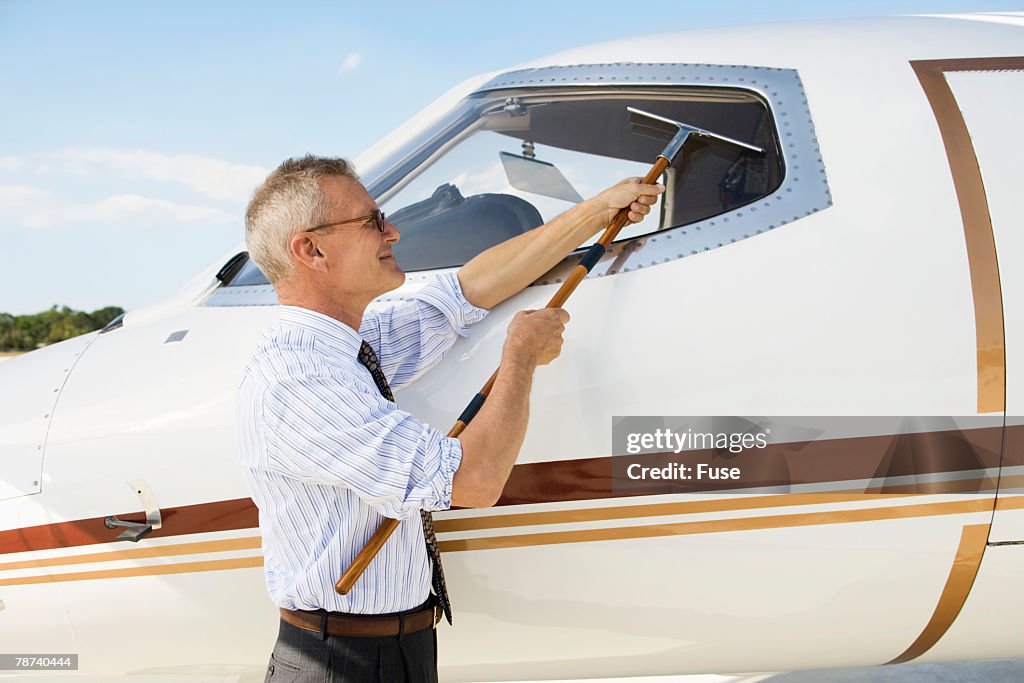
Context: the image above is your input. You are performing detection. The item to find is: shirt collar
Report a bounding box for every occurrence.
[278,305,363,359]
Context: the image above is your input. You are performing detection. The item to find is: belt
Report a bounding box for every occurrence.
[280,603,441,638]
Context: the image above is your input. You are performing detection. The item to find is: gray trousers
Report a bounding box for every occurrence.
[264,616,438,683]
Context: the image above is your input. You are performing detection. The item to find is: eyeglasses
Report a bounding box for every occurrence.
[304,208,386,234]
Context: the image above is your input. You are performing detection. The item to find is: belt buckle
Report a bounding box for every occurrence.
[432,604,442,628]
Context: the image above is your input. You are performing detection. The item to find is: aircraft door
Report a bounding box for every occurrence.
[941,64,1024,542]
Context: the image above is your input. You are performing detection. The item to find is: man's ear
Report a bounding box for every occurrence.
[289,233,326,272]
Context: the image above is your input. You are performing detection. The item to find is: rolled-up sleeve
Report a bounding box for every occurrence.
[361,272,488,391]
[261,364,462,518]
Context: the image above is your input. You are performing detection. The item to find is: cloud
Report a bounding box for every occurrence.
[338,52,363,74]
[49,147,268,202]
[0,184,234,230]
[80,194,234,225]
[0,184,51,208]
[0,156,24,171]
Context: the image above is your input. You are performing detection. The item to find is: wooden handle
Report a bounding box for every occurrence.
[335,410,472,594]
[335,517,400,594]
[335,157,671,595]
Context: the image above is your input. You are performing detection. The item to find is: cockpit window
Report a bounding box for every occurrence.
[224,258,268,287]
[223,86,782,286]
[381,89,781,272]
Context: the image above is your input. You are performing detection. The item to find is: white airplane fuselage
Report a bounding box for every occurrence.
[1,14,1023,682]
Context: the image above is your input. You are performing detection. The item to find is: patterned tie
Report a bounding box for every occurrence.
[357,340,453,625]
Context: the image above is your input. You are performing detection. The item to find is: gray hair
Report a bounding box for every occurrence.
[244,155,359,284]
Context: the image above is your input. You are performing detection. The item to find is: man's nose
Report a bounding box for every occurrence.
[383,218,400,244]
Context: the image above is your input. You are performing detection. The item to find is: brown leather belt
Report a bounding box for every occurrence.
[280,603,441,638]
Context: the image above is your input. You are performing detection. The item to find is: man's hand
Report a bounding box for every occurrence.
[594,177,665,228]
[503,309,570,368]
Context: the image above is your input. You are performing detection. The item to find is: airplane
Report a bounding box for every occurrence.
[1,12,1022,682]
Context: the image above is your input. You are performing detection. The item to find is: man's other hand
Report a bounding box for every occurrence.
[503,308,570,367]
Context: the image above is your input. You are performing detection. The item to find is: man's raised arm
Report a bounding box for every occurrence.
[456,178,664,310]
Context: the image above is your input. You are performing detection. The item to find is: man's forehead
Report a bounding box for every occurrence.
[319,175,372,211]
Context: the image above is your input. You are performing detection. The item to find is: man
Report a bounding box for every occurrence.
[237,155,662,682]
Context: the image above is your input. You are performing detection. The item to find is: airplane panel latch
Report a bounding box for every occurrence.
[104,479,163,542]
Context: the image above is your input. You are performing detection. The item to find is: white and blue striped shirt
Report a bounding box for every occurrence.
[236,273,487,614]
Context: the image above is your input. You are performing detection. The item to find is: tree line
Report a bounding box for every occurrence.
[0,306,124,352]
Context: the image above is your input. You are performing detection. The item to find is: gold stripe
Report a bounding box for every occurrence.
[887,524,989,664]
[437,476,1012,534]
[0,556,264,587]
[6,497,1022,586]
[436,492,911,533]
[0,536,262,572]
[911,59,1007,413]
[995,493,1024,510]
[438,498,997,553]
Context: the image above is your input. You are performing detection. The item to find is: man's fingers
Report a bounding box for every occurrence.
[623,180,664,195]
[519,307,570,326]
[550,308,570,324]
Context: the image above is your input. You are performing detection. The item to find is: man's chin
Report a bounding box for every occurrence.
[382,262,406,289]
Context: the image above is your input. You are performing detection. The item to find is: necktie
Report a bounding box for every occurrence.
[357,340,453,625]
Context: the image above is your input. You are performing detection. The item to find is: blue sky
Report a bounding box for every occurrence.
[1,0,1021,315]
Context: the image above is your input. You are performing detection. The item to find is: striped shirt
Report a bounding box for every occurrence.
[236,273,487,614]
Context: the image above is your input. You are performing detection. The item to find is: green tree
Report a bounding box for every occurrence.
[0,305,124,352]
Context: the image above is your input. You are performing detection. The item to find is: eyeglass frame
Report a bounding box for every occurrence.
[304,208,386,234]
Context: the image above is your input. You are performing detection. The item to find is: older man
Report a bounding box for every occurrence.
[237,155,662,682]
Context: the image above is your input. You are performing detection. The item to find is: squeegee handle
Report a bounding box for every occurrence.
[335,156,670,596]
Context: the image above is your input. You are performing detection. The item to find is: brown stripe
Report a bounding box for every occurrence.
[911,57,1018,413]
[0,536,261,572]
[0,556,264,587]
[0,497,258,556]
[886,524,989,664]
[437,498,998,553]
[497,426,1004,506]
[1001,419,1024,468]
[914,57,1024,72]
